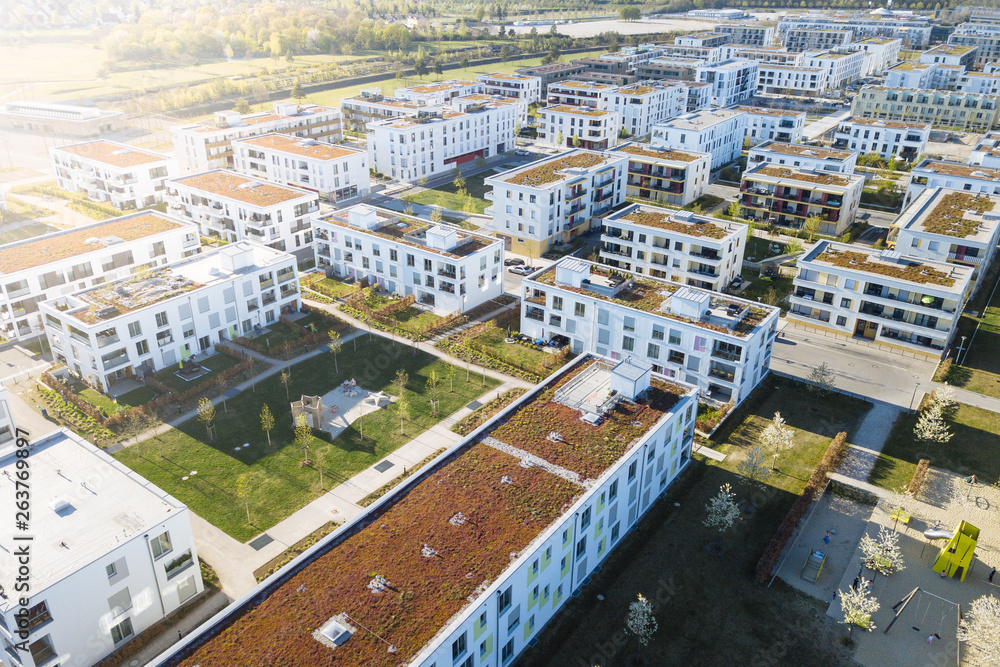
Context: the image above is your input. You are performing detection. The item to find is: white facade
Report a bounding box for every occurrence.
[599,82,687,140]
[748,140,858,174]
[802,50,865,89]
[651,108,748,171]
[778,14,932,49]
[675,32,731,49]
[165,170,319,255]
[171,102,343,173]
[232,132,370,204]
[833,117,930,162]
[786,28,854,52]
[884,61,936,89]
[968,131,1000,168]
[904,159,1000,207]
[919,44,979,68]
[452,94,529,130]
[756,65,829,96]
[40,242,300,392]
[520,258,780,405]
[0,212,200,341]
[722,46,801,66]
[599,204,747,291]
[313,205,504,315]
[475,72,543,104]
[51,141,176,210]
[394,80,483,106]
[367,102,517,183]
[598,44,667,71]
[848,37,902,76]
[484,149,628,257]
[949,22,1000,68]
[695,59,759,107]
[537,106,622,151]
[714,24,775,48]
[611,142,711,207]
[735,107,805,145]
[788,240,973,358]
[546,80,616,108]
[958,72,1000,96]
[339,90,425,133]
[0,428,203,667]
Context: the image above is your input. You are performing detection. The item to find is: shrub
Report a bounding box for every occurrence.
[908,458,931,497]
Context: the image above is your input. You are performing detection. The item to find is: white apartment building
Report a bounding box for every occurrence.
[484,149,628,257]
[847,37,902,76]
[968,131,1000,168]
[0,101,125,137]
[610,141,711,206]
[232,132,370,204]
[394,80,483,106]
[0,427,203,667]
[695,59,759,107]
[537,105,622,151]
[756,65,830,96]
[656,44,724,63]
[803,50,865,89]
[313,204,503,314]
[788,240,973,358]
[367,102,517,183]
[721,46,801,66]
[152,353,700,667]
[675,32,731,49]
[949,22,1000,68]
[904,159,1000,207]
[0,212,200,341]
[546,80,616,108]
[833,117,930,162]
[691,7,747,20]
[888,187,1000,290]
[850,85,1000,132]
[475,72,543,104]
[684,82,712,112]
[714,24,776,48]
[748,140,859,174]
[452,94,529,130]
[919,43,979,68]
[735,107,805,145]
[171,102,343,173]
[635,57,705,83]
[785,28,854,52]
[598,44,668,70]
[884,61,936,89]
[521,258,779,404]
[651,108,748,171]
[40,242,299,392]
[599,82,687,140]
[958,71,1000,96]
[600,205,747,291]
[778,14,932,49]
[740,162,865,236]
[166,170,318,256]
[51,141,176,210]
[340,90,426,133]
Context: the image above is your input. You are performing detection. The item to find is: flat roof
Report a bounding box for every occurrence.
[235,133,363,161]
[178,105,338,134]
[0,212,187,275]
[751,141,855,161]
[171,170,314,207]
[549,79,614,91]
[606,205,741,240]
[915,159,1000,180]
[0,429,183,608]
[544,105,613,117]
[890,61,934,71]
[924,44,977,56]
[841,116,930,130]
[403,80,478,94]
[656,108,746,131]
[54,140,169,168]
[613,143,707,163]
[734,106,803,118]
[894,188,1000,242]
[163,355,692,666]
[477,72,535,81]
[491,150,618,188]
[319,208,496,260]
[744,163,860,188]
[803,241,970,291]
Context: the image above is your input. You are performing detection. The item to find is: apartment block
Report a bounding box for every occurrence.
[152,352,699,667]
[756,65,829,96]
[232,133,370,204]
[690,8,748,20]
[851,85,1000,131]
[904,159,1000,207]
[788,241,972,358]
[675,32,731,49]
[537,106,622,151]
[520,258,779,404]
[888,187,1000,290]
[785,28,854,52]
[651,108,748,171]
[714,24,776,48]
[847,37,902,76]
[656,44,724,63]
[51,140,176,210]
[735,107,805,145]
[695,59,759,107]
[721,46,801,66]
[546,80,616,108]
[475,72,543,104]
[635,57,705,83]
[802,50,865,89]
[171,102,343,173]
[0,428,203,667]
[884,61,936,89]
[517,62,587,94]
[484,150,628,257]
[599,204,747,291]
[366,101,517,183]
[777,13,932,49]
[0,101,126,137]
[740,162,865,236]
[339,90,426,133]
[394,80,483,106]
[452,94,528,128]
[610,141,711,206]
[919,43,979,68]
[0,212,200,341]
[684,82,712,112]
[598,44,668,71]
[748,140,858,174]
[573,57,633,82]
[600,82,687,140]
[313,205,503,314]
[958,71,1000,96]
[40,242,299,392]
[949,22,1000,68]
[832,117,930,162]
[968,130,1000,168]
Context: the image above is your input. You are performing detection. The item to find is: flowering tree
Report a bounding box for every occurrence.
[914,402,952,445]
[839,580,879,635]
[703,483,741,533]
[760,411,795,469]
[957,595,1000,666]
[933,383,957,412]
[859,526,906,577]
[737,445,774,489]
[625,593,658,658]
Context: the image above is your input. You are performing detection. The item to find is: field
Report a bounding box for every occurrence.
[115,335,500,541]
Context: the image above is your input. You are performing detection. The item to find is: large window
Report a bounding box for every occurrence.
[110,618,134,646]
[451,632,467,661]
[26,601,52,631]
[150,531,172,559]
[29,635,57,665]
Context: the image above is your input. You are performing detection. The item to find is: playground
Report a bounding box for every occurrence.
[290,381,396,439]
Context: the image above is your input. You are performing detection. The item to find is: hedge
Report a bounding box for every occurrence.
[908,458,931,497]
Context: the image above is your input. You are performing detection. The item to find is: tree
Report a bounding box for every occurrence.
[327,330,342,374]
[430,207,443,223]
[236,470,263,523]
[233,98,251,115]
[280,369,292,401]
[958,595,1000,666]
[760,411,795,469]
[197,397,216,440]
[737,445,773,488]
[500,44,512,63]
[432,60,443,76]
[122,410,151,449]
[804,214,824,242]
[426,370,440,416]
[839,580,879,635]
[295,413,312,464]
[625,593,658,659]
[260,403,275,447]
[620,6,642,21]
[556,130,564,144]
[727,200,743,220]
[216,372,233,413]
[785,238,804,255]
[572,135,582,148]
[914,402,952,445]
[808,362,837,393]
[932,383,957,412]
[463,195,478,217]
[475,155,488,169]
[396,391,410,435]
[859,526,906,577]
[762,286,780,307]
[703,483,741,533]
[452,169,467,195]
[246,355,257,393]
[291,78,305,102]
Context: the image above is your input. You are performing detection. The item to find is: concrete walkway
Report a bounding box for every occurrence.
[835,402,902,483]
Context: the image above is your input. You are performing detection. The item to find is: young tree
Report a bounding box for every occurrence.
[760,411,795,451]
[430,207,443,223]
[291,78,305,102]
[246,355,257,393]
[463,195,478,217]
[327,330,342,374]
[914,402,952,445]
[260,403,275,447]
[295,413,312,463]
[426,369,440,416]
[785,238,804,255]
[625,593,658,658]
[396,391,410,435]
[236,470,264,523]
[395,368,409,395]
[737,445,774,489]
[932,383,957,412]
[762,286,780,307]
[451,167,466,193]
[703,483,741,533]
[859,526,906,577]
[432,59,443,76]
[233,98,251,115]
[727,200,743,220]
[280,369,292,401]
[957,595,1000,666]
[475,155,488,169]
[556,130,564,144]
[122,409,151,449]
[572,134,582,148]
[216,372,233,413]
[197,397,216,441]
[839,580,879,635]
[808,362,837,393]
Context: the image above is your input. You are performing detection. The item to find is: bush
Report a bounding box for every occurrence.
[908,458,931,497]
[933,357,952,383]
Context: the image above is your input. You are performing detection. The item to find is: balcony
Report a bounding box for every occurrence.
[789,307,830,323]
[708,366,736,383]
[262,290,277,305]
[711,348,741,363]
[948,251,983,265]
[437,268,457,279]
[525,306,545,322]
[690,249,720,261]
[102,353,130,371]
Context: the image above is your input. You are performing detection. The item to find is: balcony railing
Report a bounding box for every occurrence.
[711,348,741,363]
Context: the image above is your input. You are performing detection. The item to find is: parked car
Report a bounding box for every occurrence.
[504,258,525,266]
[515,149,532,156]
[508,265,534,276]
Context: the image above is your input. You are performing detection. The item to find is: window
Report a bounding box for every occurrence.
[669,329,681,345]
[502,639,515,664]
[836,316,847,327]
[609,479,618,501]
[108,588,132,616]
[611,522,621,543]
[652,325,664,341]
[136,340,149,356]
[150,531,172,559]
[841,298,852,308]
[552,296,563,311]
[580,507,591,529]
[531,559,539,576]
[628,461,637,482]
[622,336,634,352]
[110,617,134,646]
[597,308,609,325]
[452,632,467,661]
[127,321,142,337]
[574,302,586,317]
[507,605,520,633]
[26,601,52,631]
[647,343,659,359]
[576,536,587,559]
[498,586,512,614]
[29,635,57,665]
[623,316,635,332]
[155,312,169,328]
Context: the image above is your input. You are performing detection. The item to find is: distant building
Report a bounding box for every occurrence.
[904,159,1000,208]
[948,22,1000,68]
[851,86,1000,132]
[756,65,830,96]
[785,28,854,52]
[0,101,125,137]
[475,72,543,104]
[600,82,688,140]
[778,13,932,49]
[689,8,747,20]
[919,43,979,68]
[537,106,622,151]
[695,59,759,107]
[847,37,902,77]
[675,32,731,49]
[802,50,865,89]
[394,80,483,107]
[51,140,176,210]
[516,62,587,94]
[713,24,775,48]
[968,130,1000,168]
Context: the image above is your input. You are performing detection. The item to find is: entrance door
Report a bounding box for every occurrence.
[854,319,877,340]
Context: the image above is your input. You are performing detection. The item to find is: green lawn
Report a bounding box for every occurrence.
[737,269,793,308]
[942,269,1000,398]
[152,352,241,392]
[744,236,786,262]
[301,273,360,299]
[403,170,495,214]
[868,402,1000,490]
[115,336,501,541]
[389,306,446,335]
[463,318,559,377]
[682,193,724,213]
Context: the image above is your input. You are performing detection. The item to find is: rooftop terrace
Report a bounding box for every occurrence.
[321,208,495,259]
[237,134,362,161]
[614,143,705,163]
[751,141,854,160]
[914,159,1000,180]
[610,207,735,240]
[746,165,853,187]
[896,189,1000,241]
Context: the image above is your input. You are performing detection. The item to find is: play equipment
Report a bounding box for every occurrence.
[801,549,826,583]
[923,528,954,541]
[932,521,979,582]
[291,394,326,431]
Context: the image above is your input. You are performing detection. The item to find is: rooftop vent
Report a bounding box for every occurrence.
[315,614,355,649]
[48,497,72,513]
